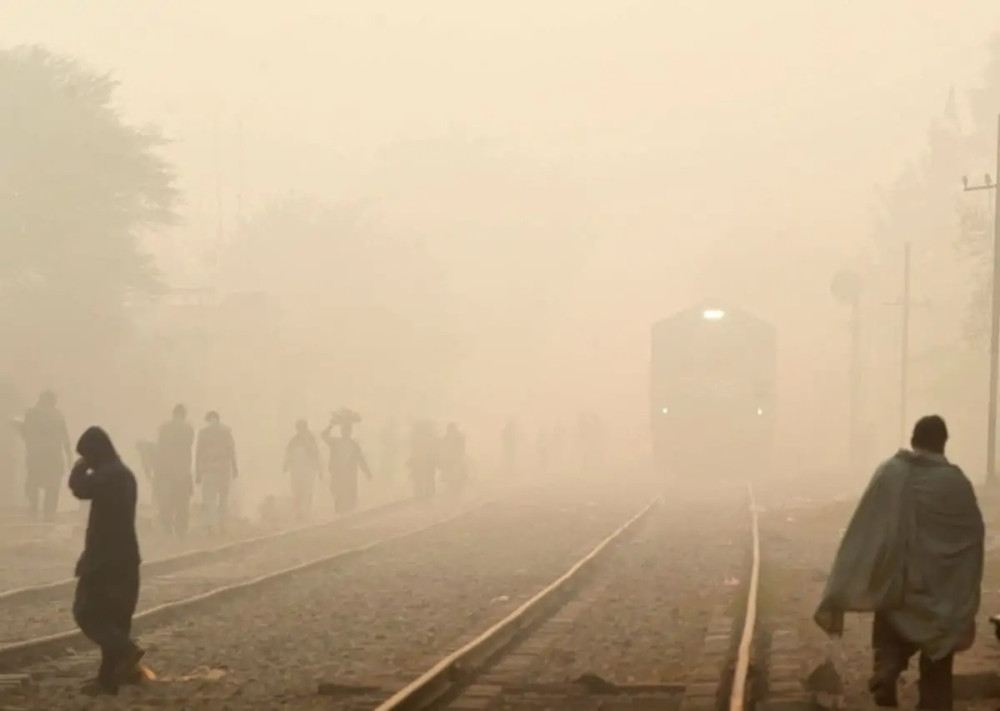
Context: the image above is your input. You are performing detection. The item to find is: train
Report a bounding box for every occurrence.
[649,303,776,475]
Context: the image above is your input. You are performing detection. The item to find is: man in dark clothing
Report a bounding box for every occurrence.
[815,415,984,710]
[20,390,72,521]
[69,426,143,696]
[284,419,321,520]
[156,404,195,537]
[196,411,238,533]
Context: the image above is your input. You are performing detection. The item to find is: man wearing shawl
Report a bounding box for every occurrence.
[814,415,984,710]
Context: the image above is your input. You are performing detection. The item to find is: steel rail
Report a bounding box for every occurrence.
[375,496,662,711]
[729,482,761,711]
[0,497,414,606]
[0,497,500,669]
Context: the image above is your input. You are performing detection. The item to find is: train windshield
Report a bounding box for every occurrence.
[652,328,773,410]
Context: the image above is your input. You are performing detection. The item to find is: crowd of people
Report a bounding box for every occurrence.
[137,406,476,534]
[3,388,606,533]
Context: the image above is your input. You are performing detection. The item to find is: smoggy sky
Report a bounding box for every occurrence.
[6,2,1000,468]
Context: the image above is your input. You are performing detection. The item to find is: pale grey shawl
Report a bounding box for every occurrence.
[814,450,984,660]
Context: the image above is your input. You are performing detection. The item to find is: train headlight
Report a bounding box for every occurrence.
[756,407,764,416]
[702,309,726,320]
[661,406,669,415]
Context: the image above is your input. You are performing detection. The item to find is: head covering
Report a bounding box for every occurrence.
[76,426,119,466]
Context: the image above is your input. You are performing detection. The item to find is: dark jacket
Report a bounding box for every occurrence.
[22,405,71,475]
[69,458,141,577]
[157,419,195,478]
[196,423,237,480]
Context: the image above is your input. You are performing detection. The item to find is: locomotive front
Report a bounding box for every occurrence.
[649,304,776,477]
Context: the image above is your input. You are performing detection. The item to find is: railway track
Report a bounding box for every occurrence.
[0,489,503,668]
[0,487,412,589]
[0,497,412,607]
[368,483,762,711]
[0,483,656,709]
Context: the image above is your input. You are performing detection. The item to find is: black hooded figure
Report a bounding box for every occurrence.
[68,426,143,695]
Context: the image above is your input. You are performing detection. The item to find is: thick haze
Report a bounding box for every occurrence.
[5,2,1000,487]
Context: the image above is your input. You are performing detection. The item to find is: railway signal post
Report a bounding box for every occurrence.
[962,113,1000,485]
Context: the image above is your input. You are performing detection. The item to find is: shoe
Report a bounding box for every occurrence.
[112,644,145,684]
[121,664,146,685]
[869,674,899,707]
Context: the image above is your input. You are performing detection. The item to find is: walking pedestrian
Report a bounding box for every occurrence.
[814,415,984,710]
[284,419,321,520]
[69,426,143,696]
[19,390,72,521]
[155,404,194,537]
[322,411,370,514]
[195,411,238,533]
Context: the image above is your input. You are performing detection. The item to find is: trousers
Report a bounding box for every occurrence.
[157,476,190,537]
[871,611,954,710]
[73,568,140,685]
[26,475,60,521]
[289,469,315,520]
[202,475,231,530]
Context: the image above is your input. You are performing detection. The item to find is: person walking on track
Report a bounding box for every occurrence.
[814,415,984,710]
[155,404,194,537]
[195,411,238,534]
[322,410,370,515]
[19,390,72,521]
[69,426,143,696]
[284,419,321,520]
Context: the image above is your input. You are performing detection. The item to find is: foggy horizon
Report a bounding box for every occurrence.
[5,2,1000,497]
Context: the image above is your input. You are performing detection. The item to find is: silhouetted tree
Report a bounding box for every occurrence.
[873,36,1000,350]
[0,46,177,377]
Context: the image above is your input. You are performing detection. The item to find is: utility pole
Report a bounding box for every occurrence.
[886,244,928,447]
[963,113,1000,484]
[900,242,911,445]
